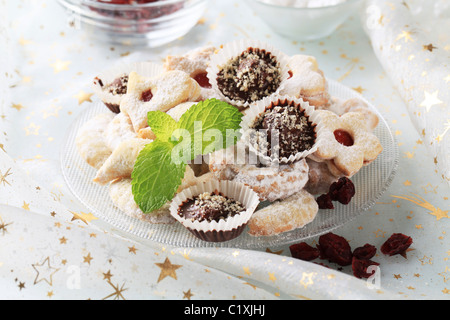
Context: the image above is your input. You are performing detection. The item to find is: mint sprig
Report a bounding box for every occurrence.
[132,99,243,213]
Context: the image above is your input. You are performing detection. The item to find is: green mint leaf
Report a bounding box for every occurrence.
[131,141,186,213]
[147,111,178,143]
[175,99,243,160]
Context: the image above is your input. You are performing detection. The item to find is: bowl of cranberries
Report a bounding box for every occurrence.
[58,0,209,47]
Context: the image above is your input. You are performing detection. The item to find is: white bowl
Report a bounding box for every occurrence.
[245,0,362,41]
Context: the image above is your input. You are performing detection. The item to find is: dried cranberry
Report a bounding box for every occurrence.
[316,194,334,209]
[141,89,153,102]
[381,233,413,256]
[353,244,377,260]
[334,129,354,147]
[329,177,355,205]
[193,72,212,89]
[289,243,321,261]
[352,257,380,279]
[318,233,353,266]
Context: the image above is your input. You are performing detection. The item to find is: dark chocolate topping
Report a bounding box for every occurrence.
[251,100,317,160]
[178,191,245,223]
[216,47,281,104]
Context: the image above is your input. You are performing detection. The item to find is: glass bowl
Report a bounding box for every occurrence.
[244,0,362,41]
[58,0,209,47]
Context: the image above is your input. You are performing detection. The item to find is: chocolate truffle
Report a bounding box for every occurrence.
[216,47,281,104]
[250,100,317,160]
[177,191,245,223]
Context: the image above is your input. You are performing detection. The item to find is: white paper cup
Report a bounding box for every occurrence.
[206,39,291,109]
[92,62,164,113]
[240,95,325,165]
[170,179,260,242]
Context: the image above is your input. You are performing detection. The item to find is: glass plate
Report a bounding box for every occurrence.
[61,79,399,249]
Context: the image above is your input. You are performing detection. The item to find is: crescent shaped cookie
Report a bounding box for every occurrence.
[104,112,138,151]
[109,178,175,225]
[120,70,201,134]
[76,113,115,170]
[94,138,152,185]
[280,55,330,107]
[248,190,319,236]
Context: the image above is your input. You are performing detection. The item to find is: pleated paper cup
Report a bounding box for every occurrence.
[92,62,164,113]
[170,179,260,243]
[206,39,291,109]
[240,95,326,165]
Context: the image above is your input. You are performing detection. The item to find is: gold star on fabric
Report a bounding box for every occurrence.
[423,44,437,52]
[50,60,71,74]
[352,86,366,94]
[74,91,94,105]
[300,272,315,289]
[12,103,25,111]
[128,246,137,255]
[420,90,443,112]
[155,258,182,283]
[0,168,12,187]
[70,211,98,224]
[24,123,41,136]
[0,219,12,236]
[32,257,60,286]
[22,201,30,211]
[103,270,113,281]
[396,30,414,43]
[183,289,194,300]
[103,280,128,300]
[83,253,93,265]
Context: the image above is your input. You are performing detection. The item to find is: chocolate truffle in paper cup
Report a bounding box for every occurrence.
[241,95,325,165]
[170,180,260,242]
[207,39,290,108]
[92,62,164,114]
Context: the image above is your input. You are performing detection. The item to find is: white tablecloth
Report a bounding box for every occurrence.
[0,0,449,300]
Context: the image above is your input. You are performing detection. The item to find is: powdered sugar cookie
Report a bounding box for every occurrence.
[248,189,319,236]
[328,97,379,131]
[208,145,310,202]
[313,110,383,177]
[76,113,115,170]
[163,46,221,101]
[94,138,152,185]
[104,112,138,151]
[109,178,175,225]
[280,55,330,108]
[120,71,200,134]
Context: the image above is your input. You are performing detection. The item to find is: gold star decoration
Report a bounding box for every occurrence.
[352,86,366,94]
[423,44,437,52]
[0,168,12,187]
[436,120,450,143]
[24,123,41,136]
[22,201,30,211]
[420,90,443,112]
[73,91,94,106]
[32,257,60,286]
[155,257,182,283]
[70,211,98,225]
[103,270,113,281]
[0,218,12,236]
[183,289,194,300]
[83,253,93,265]
[392,193,449,221]
[11,103,25,111]
[50,60,71,74]
[102,280,128,300]
[396,30,414,43]
[300,272,315,290]
[128,246,137,255]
